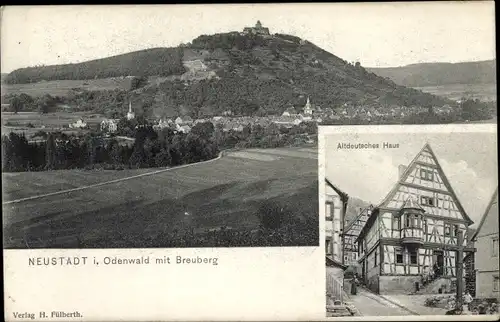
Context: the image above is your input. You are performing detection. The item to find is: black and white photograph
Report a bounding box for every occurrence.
[2,3,495,250]
[1,2,497,321]
[322,125,498,318]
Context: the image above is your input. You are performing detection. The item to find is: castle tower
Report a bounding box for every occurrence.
[256,20,262,28]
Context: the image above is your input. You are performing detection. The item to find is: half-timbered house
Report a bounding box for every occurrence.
[356,143,476,294]
[343,206,372,267]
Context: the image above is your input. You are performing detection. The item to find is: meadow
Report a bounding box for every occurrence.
[1,111,106,139]
[415,83,497,102]
[1,77,133,97]
[2,147,319,248]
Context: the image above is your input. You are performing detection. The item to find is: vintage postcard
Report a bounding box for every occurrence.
[320,124,498,320]
[1,2,497,321]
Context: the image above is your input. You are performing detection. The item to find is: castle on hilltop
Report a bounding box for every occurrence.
[242,20,270,36]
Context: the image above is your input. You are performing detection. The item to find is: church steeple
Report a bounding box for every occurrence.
[126,101,135,120]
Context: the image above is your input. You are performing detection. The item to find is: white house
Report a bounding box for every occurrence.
[176,124,191,133]
[100,119,117,133]
[175,116,193,125]
[69,119,87,129]
[473,188,499,300]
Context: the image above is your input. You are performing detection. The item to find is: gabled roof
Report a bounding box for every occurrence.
[357,143,474,241]
[325,178,349,203]
[472,187,498,241]
[400,197,424,211]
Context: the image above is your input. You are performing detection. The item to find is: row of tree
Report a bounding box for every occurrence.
[2,119,317,173]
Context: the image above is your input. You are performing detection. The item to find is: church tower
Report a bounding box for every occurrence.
[126,101,135,120]
[304,97,313,115]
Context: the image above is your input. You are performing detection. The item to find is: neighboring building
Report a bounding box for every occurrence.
[325,178,349,263]
[282,106,297,117]
[242,20,270,36]
[175,116,193,125]
[69,118,87,129]
[356,143,475,294]
[273,115,302,127]
[126,102,135,120]
[153,119,172,130]
[473,187,499,300]
[343,206,372,267]
[100,119,117,133]
[325,178,349,305]
[176,124,191,133]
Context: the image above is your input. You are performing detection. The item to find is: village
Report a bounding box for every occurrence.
[325,142,499,317]
[65,95,456,137]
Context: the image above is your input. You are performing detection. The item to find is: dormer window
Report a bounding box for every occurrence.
[420,168,434,181]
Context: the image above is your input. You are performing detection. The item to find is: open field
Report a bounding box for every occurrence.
[2,147,319,248]
[414,83,497,102]
[1,77,134,97]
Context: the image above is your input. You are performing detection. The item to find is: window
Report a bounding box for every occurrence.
[405,214,411,228]
[493,238,499,257]
[453,224,459,237]
[393,216,400,230]
[412,215,418,228]
[494,276,499,292]
[326,240,331,255]
[420,168,434,181]
[444,224,451,236]
[410,249,418,265]
[374,251,378,267]
[421,196,435,207]
[353,253,357,260]
[326,202,333,220]
[395,248,404,264]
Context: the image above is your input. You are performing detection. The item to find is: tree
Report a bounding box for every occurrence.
[45,133,57,170]
[10,96,22,114]
[190,121,215,139]
[109,140,123,165]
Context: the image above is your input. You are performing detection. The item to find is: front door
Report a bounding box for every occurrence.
[434,250,444,276]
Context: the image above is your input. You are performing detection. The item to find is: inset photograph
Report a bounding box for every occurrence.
[322,125,498,317]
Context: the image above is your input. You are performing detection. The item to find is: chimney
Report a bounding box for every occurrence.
[398,165,407,179]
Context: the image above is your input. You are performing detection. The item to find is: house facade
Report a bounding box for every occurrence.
[325,179,349,305]
[343,206,372,267]
[356,143,476,294]
[325,178,348,263]
[473,187,499,300]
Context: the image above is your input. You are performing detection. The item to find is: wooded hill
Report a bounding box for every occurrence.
[4,31,453,118]
[367,60,496,87]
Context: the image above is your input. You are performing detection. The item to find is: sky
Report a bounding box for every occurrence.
[0,2,496,73]
[324,130,497,227]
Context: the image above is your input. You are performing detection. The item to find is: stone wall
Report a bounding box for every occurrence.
[379,275,421,294]
[366,275,380,293]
